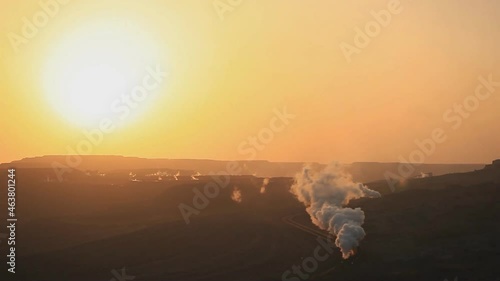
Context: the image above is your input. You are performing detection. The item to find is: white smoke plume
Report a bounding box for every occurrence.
[260,178,270,194]
[231,187,242,203]
[290,163,381,259]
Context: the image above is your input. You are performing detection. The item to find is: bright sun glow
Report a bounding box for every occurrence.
[42,20,160,127]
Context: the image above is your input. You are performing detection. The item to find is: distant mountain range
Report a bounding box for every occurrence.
[0,155,489,183]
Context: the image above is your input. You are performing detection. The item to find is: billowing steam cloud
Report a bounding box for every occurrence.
[290,163,381,259]
[260,178,270,194]
[231,187,242,203]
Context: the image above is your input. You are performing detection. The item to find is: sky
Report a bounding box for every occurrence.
[1,0,500,164]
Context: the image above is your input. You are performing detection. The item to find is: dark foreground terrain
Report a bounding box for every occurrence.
[0,160,498,281]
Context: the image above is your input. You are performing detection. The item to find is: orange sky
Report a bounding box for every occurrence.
[1,0,500,164]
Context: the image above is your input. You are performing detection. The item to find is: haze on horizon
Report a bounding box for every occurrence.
[1,0,500,165]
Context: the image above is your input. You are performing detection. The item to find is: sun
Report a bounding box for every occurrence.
[42,20,161,127]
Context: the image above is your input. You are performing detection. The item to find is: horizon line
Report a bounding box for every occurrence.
[0,154,493,166]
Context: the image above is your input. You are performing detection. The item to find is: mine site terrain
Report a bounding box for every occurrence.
[0,157,498,281]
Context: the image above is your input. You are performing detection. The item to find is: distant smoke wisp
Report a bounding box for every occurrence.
[173,171,180,181]
[291,163,381,259]
[231,187,242,203]
[191,172,201,181]
[260,178,270,194]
